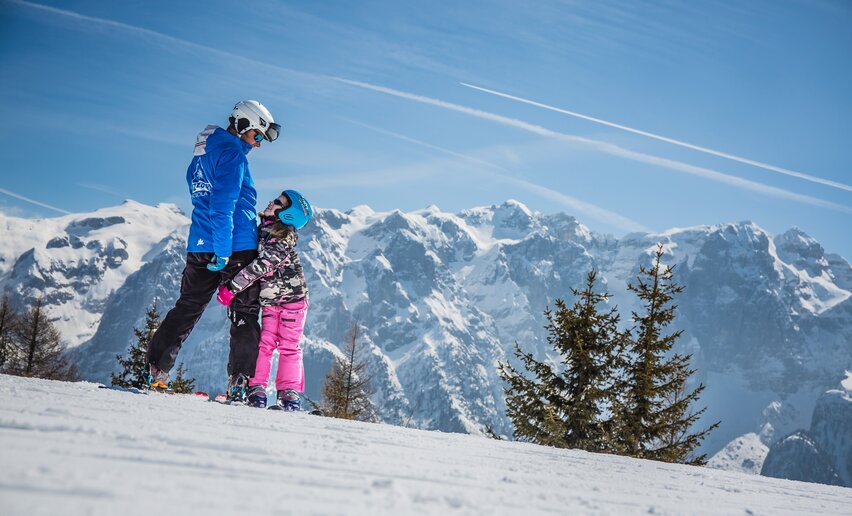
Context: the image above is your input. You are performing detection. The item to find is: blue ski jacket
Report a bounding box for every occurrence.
[185,126,259,258]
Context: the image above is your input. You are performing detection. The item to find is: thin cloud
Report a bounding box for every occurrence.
[0,187,70,214]
[334,78,575,140]
[333,78,852,215]
[345,119,649,232]
[342,119,512,173]
[258,162,437,191]
[254,138,442,190]
[587,140,851,213]
[77,183,130,199]
[501,175,649,232]
[10,0,316,81]
[460,82,852,193]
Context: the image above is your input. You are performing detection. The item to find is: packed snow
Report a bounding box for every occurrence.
[1,375,850,515]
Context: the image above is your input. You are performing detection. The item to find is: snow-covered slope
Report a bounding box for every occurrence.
[2,200,850,466]
[2,375,850,516]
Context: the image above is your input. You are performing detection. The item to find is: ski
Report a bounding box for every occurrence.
[267,405,324,416]
[213,393,247,405]
[97,384,209,400]
[148,388,210,401]
[213,393,235,404]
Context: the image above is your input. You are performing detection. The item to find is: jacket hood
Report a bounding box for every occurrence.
[194,125,252,156]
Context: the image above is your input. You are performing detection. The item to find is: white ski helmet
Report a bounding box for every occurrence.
[230,100,280,142]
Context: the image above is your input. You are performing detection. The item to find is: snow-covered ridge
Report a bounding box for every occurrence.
[4,375,851,515]
[0,200,188,345]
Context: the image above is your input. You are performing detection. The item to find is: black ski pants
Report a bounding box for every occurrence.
[147,250,261,378]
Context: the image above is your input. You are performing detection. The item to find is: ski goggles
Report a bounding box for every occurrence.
[271,195,291,209]
[251,122,281,142]
[263,122,281,142]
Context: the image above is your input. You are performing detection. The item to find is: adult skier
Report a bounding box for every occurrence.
[146,100,281,402]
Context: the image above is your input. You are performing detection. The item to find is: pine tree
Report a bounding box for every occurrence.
[10,297,78,380]
[0,294,19,372]
[321,323,375,421]
[112,303,160,389]
[615,244,719,465]
[498,271,627,452]
[170,362,196,394]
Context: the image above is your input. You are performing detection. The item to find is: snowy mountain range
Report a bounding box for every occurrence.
[1,200,850,479]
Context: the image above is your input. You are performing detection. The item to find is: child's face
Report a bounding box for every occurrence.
[262,193,291,217]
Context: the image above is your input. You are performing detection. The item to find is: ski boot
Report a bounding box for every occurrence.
[147,364,170,391]
[275,389,301,411]
[246,385,267,408]
[226,373,249,403]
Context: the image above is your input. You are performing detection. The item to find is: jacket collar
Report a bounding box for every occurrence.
[217,127,253,155]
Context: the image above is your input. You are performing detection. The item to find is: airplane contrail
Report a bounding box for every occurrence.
[0,187,71,214]
[343,119,650,232]
[460,82,852,193]
[333,77,852,215]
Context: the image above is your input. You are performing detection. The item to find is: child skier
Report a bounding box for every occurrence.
[216,189,312,409]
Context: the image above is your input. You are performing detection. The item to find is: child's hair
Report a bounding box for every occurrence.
[265,217,296,239]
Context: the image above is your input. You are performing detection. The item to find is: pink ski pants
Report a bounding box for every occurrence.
[250,299,308,391]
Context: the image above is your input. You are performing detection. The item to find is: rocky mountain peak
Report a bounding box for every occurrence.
[774,227,829,277]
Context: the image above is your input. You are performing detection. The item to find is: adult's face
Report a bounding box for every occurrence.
[240,129,263,149]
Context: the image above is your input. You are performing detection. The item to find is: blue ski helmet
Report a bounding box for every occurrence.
[276,190,312,229]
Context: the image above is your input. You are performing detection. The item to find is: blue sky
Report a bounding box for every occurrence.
[1,0,850,258]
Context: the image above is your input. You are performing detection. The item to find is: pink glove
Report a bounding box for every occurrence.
[216,285,236,306]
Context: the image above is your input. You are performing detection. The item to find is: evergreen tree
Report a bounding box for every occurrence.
[112,303,160,389]
[321,323,375,421]
[615,244,718,465]
[498,272,627,452]
[10,297,78,380]
[0,294,19,372]
[170,362,196,394]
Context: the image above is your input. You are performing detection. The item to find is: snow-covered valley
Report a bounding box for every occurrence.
[2,375,850,515]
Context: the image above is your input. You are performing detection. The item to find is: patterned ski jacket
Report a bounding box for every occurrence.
[227,220,307,306]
